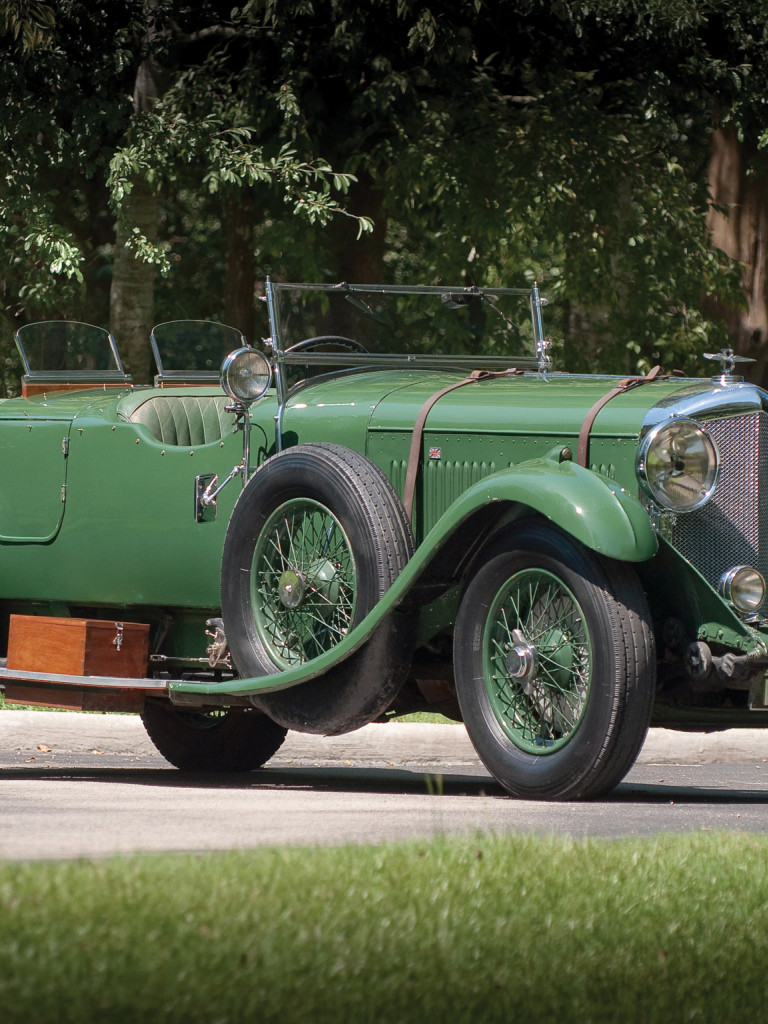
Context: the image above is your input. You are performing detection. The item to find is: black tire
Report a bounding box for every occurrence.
[221,443,414,734]
[453,521,655,800]
[140,699,287,772]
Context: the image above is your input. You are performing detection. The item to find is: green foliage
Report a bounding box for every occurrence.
[0,1,374,336]
[108,112,372,248]
[0,0,55,55]
[0,0,767,377]
[226,0,761,372]
[364,3,742,372]
[0,3,134,323]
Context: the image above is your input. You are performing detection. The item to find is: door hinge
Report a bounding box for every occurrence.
[62,436,69,456]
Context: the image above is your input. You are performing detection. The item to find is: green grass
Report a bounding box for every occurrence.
[1,831,767,1023]
[0,693,73,711]
[392,710,456,724]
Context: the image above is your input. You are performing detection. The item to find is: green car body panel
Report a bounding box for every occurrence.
[281,371,665,556]
[0,387,275,607]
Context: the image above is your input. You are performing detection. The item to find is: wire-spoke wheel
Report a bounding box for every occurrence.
[485,568,591,754]
[454,521,655,800]
[222,444,414,734]
[253,498,357,667]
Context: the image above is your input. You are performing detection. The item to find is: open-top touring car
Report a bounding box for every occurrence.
[2,279,767,800]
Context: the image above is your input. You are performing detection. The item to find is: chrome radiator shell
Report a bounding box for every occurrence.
[665,411,768,595]
[642,382,768,606]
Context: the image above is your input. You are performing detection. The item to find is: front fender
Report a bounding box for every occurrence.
[171,454,656,698]
[468,455,657,563]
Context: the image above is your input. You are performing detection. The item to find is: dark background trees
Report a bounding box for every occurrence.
[1,0,767,386]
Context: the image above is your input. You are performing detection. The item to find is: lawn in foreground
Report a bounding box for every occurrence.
[1,831,765,1023]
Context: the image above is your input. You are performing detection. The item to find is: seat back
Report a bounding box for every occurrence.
[124,394,234,446]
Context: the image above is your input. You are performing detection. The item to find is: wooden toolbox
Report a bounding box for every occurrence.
[7,615,150,678]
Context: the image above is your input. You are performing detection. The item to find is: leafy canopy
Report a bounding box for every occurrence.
[1,0,767,379]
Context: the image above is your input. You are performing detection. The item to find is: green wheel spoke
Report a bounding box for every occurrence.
[483,567,592,754]
[264,534,287,571]
[251,498,358,668]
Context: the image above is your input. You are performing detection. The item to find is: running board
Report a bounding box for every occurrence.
[0,665,253,712]
[0,664,169,713]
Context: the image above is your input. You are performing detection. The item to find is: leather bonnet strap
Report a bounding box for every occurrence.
[403,368,522,523]
[576,364,665,468]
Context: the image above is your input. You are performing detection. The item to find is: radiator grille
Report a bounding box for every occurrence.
[665,411,768,601]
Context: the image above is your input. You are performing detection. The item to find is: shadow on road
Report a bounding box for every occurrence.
[0,755,503,796]
[613,781,768,804]
[3,753,768,804]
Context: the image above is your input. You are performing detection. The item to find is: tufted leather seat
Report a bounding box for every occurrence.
[122,394,234,446]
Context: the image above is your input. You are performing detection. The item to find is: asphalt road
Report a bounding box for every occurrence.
[2,711,768,859]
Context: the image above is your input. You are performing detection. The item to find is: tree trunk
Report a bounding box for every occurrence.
[332,171,387,285]
[109,178,158,383]
[223,191,256,339]
[317,171,388,340]
[109,7,167,384]
[706,126,768,383]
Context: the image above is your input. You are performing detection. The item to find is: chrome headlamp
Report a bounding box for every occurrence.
[220,347,271,404]
[719,566,766,613]
[637,417,718,512]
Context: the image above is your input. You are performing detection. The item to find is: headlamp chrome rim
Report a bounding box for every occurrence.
[719,566,766,613]
[637,416,719,512]
[220,347,272,404]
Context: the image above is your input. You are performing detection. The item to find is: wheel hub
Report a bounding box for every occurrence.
[277,559,342,614]
[505,629,537,682]
[278,569,305,608]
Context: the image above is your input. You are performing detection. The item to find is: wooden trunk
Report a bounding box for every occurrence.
[0,684,148,713]
[7,615,150,678]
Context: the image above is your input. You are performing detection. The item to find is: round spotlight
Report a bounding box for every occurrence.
[719,566,766,613]
[220,347,271,404]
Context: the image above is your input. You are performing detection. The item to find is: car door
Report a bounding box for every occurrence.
[0,418,70,542]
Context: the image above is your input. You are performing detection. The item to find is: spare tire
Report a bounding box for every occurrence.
[221,443,414,734]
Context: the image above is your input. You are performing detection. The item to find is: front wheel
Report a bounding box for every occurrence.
[453,522,655,800]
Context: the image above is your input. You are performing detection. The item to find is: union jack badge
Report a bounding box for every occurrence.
[428,447,442,460]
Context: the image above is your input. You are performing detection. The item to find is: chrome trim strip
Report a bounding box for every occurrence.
[0,666,170,690]
[641,381,768,433]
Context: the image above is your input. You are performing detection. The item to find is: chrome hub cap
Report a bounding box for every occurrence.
[505,629,537,681]
[278,569,305,608]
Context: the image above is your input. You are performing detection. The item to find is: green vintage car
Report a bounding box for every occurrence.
[2,280,767,799]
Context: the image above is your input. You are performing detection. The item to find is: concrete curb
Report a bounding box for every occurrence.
[2,710,767,765]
